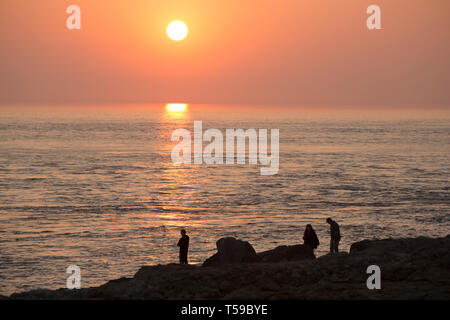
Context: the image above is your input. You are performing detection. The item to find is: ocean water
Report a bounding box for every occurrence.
[0,104,449,295]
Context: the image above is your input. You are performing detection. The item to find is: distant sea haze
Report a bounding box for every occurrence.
[0,104,448,295]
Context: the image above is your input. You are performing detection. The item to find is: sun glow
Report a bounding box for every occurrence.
[166,21,188,41]
[166,103,188,112]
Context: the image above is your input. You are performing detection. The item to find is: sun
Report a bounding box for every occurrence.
[167,21,188,41]
[166,103,187,112]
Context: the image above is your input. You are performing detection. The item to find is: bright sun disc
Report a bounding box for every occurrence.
[166,103,187,112]
[167,21,188,41]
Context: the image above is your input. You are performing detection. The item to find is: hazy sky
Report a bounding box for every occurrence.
[1,0,449,106]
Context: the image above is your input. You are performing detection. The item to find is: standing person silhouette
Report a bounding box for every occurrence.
[326,218,341,253]
[303,224,320,251]
[177,229,190,264]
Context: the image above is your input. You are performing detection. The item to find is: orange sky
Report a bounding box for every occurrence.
[0,0,449,106]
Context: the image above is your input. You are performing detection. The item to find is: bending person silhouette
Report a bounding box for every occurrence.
[177,229,190,264]
[303,224,320,251]
[326,218,341,253]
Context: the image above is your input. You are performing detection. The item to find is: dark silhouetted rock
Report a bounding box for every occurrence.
[257,244,315,262]
[350,235,450,260]
[8,235,450,300]
[203,237,258,266]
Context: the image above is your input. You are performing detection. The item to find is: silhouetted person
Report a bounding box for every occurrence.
[326,218,341,253]
[303,224,320,251]
[177,229,189,264]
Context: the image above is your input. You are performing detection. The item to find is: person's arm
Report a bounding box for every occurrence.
[177,238,181,247]
[331,224,337,239]
[337,225,341,239]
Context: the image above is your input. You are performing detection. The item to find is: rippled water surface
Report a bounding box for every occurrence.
[0,105,449,295]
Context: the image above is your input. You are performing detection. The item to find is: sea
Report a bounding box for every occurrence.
[0,104,449,295]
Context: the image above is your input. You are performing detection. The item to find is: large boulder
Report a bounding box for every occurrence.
[257,244,315,262]
[203,237,258,266]
[349,235,450,261]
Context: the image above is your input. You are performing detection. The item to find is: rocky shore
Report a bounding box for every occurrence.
[6,235,450,300]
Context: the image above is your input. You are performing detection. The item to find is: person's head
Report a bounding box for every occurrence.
[306,224,312,231]
[326,218,332,224]
[180,229,186,236]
